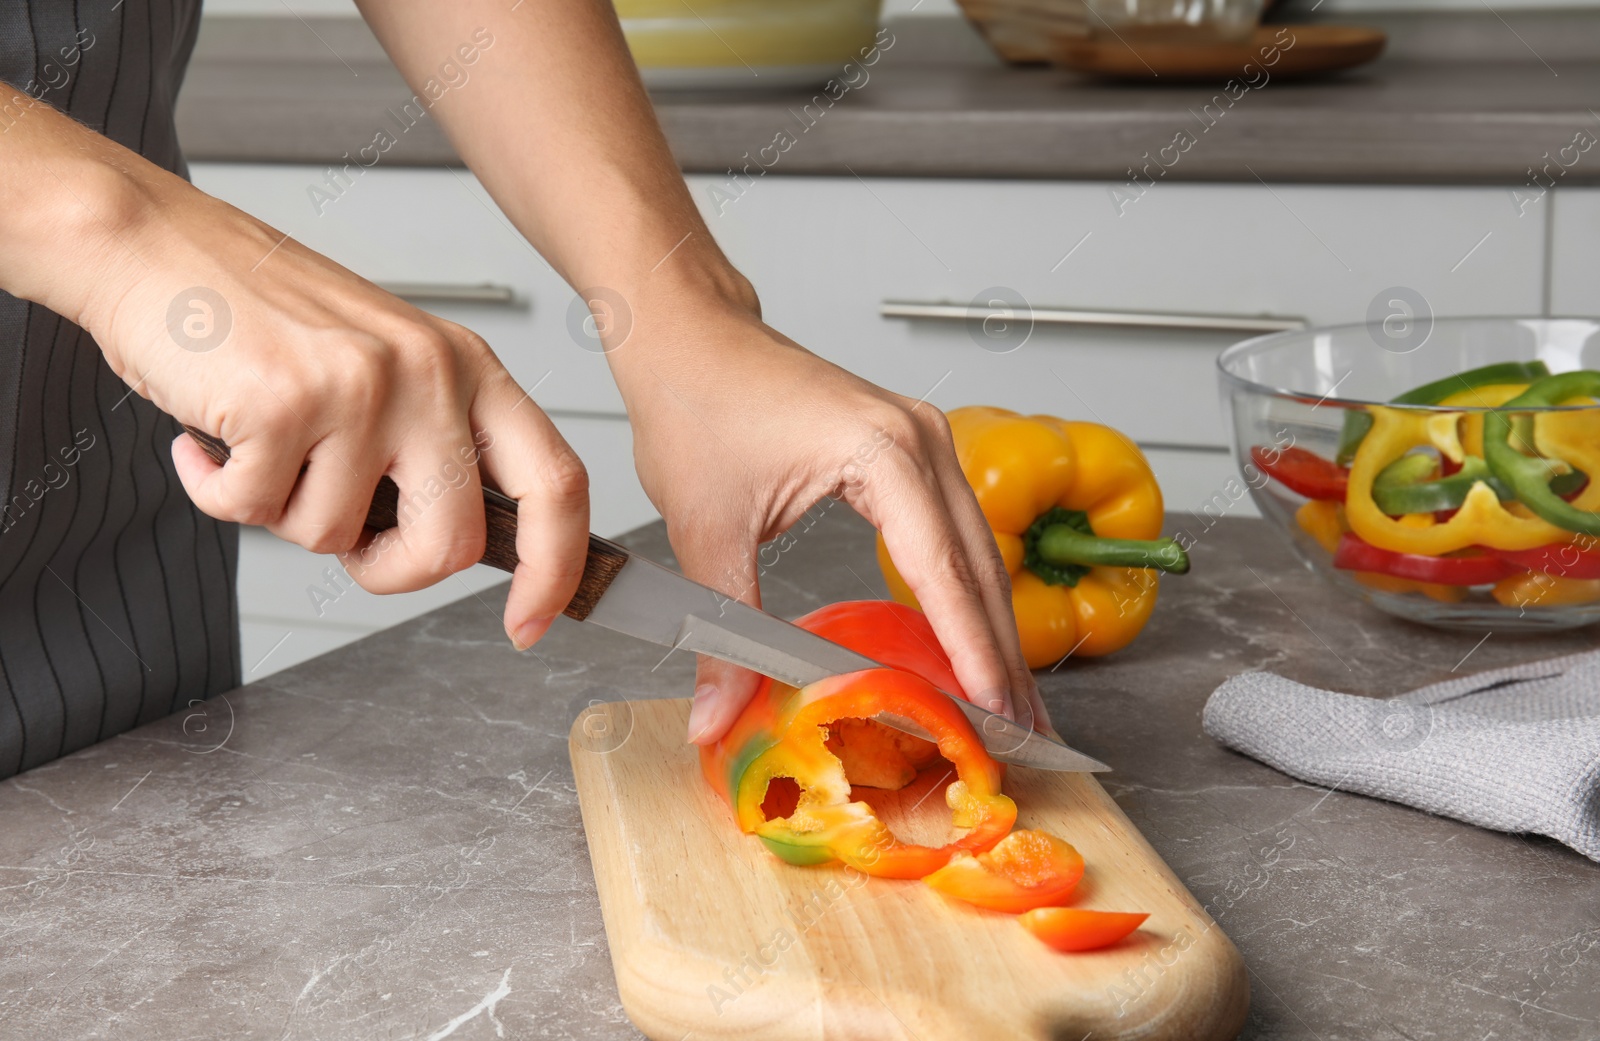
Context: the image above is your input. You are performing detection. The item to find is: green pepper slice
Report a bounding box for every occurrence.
[1336,360,1553,465]
[1371,453,1584,516]
[1484,371,1600,536]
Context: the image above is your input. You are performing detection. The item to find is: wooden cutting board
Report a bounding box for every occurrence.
[571,699,1248,1041]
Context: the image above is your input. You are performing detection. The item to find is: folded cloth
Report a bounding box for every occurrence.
[1202,649,1600,862]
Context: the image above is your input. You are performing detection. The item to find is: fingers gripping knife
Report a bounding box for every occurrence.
[184,426,1107,771]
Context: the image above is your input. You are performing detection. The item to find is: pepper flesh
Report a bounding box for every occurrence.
[1492,571,1600,608]
[878,407,1183,667]
[1252,445,1349,500]
[922,829,1085,913]
[1494,541,1600,579]
[700,601,1017,880]
[1484,372,1600,536]
[1346,406,1571,553]
[1336,360,1551,464]
[1019,908,1149,952]
[1333,533,1521,586]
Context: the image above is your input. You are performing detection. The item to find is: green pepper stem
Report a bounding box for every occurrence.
[1035,525,1191,575]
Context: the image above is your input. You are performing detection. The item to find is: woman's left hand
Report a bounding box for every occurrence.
[608,298,1049,745]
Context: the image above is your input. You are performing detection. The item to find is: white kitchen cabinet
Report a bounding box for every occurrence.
[1551,188,1600,315]
[697,177,1544,445]
[196,164,1548,674]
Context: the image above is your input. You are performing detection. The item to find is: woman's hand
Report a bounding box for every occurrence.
[609,298,1049,745]
[55,152,588,650]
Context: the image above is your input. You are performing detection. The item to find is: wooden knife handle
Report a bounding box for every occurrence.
[180,425,629,621]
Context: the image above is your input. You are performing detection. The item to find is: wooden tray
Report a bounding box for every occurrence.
[1052,24,1386,80]
[571,699,1248,1040]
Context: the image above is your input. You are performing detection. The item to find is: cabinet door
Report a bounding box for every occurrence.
[698,177,1544,447]
[697,176,1544,514]
[1552,188,1600,314]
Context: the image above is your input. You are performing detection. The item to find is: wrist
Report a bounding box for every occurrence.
[1,138,160,333]
[597,247,762,365]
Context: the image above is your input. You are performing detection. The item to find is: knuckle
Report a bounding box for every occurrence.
[870,408,922,454]
[915,404,953,444]
[299,517,361,556]
[901,535,970,590]
[399,326,460,389]
[224,491,283,528]
[535,448,590,509]
[342,341,393,412]
[426,526,487,578]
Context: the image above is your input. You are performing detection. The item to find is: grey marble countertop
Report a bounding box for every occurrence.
[174,12,1600,184]
[3,512,1598,1040]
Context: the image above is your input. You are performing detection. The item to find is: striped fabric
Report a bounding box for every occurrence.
[0,0,238,779]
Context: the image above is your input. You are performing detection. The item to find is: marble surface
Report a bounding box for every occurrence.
[2,511,1598,1040]
[174,13,1600,184]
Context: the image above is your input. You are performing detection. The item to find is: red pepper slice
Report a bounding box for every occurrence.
[1493,542,1600,580]
[1251,446,1350,501]
[1333,533,1523,586]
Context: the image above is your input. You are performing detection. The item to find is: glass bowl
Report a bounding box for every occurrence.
[1217,317,1600,631]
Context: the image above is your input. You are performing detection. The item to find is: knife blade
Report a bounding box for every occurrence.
[183,426,1108,772]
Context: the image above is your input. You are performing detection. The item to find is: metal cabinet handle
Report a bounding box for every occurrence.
[881,301,1304,335]
[378,282,519,305]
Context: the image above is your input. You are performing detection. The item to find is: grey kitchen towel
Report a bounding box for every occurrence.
[1202,649,1600,862]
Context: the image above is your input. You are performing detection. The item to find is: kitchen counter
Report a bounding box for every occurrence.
[174,11,1600,183]
[3,512,1597,1039]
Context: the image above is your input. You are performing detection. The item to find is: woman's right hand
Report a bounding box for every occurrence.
[19,125,590,651]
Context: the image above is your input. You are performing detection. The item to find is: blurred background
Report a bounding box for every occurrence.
[180,0,1600,673]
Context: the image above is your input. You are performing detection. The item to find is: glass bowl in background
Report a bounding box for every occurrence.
[1218,317,1600,631]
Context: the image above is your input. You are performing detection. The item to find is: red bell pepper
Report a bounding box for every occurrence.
[1333,533,1522,586]
[699,601,1017,880]
[1493,541,1600,580]
[1252,446,1350,501]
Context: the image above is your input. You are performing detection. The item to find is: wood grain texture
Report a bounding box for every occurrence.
[572,699,1249,1041]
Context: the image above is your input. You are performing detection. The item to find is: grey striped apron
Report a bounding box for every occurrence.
[0,0,239,779]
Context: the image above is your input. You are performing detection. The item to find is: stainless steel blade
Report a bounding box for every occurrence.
[582,552,1109,772]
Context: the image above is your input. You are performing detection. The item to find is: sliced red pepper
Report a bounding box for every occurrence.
[1493,542,1600,579]
[922,829,1085,913]
[1019,908,1149,952]
[1333,532,1523,586]
[1251,445,1350,501]
[700,601,1017,880]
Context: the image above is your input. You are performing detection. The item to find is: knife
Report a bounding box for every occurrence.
[183,426,1107,772]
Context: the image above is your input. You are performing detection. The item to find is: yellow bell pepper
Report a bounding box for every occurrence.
[1533,405,1600,515]
[1436,383,1531,459]
[1492,571,1600,609]
[876,407,1186,668]
[1346,406,1571,554]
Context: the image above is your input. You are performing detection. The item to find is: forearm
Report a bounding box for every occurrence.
[353,1,758,344]
[0,83,162,332]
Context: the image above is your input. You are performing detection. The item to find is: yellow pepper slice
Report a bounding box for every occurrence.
[1346,406,1570,553]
